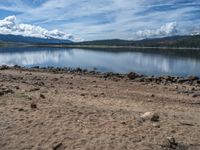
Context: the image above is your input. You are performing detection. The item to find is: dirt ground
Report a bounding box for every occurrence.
[0,69,200,150]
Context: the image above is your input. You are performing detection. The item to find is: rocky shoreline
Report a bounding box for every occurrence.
[1,65,200,84]
[1,65,200,98]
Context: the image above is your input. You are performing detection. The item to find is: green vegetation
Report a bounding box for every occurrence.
[0,41,6,47]
[69,35,200,48]
[1,35,200,49]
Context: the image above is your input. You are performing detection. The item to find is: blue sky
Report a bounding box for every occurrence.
[0,0,200,41]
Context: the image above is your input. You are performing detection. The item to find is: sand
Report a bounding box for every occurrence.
[0,68,200,150]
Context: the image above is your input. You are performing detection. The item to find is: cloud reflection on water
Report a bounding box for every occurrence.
[0,47,200,77]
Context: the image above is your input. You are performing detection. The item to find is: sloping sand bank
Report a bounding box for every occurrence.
[0,68,200,150]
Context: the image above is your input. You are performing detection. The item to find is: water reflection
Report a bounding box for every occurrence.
[0,47,200,77]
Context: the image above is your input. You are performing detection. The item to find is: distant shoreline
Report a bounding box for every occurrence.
[1,43,200,50]
[56,45,200,50]
[10,44,200,50]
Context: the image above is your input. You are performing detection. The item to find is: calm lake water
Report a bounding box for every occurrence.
[0,47,200,77]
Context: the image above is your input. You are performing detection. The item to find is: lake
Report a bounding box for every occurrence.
[0,47,200,77]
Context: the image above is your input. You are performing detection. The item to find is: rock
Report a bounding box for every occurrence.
[163,76,173,82]
[18,108,24,111]
[177,78,188,83]
[150,113,160,122]
[93,94,98,97]
[146,99,152,102]
[187,76,199,81]
[134,77,144,82]
[40,94,45,99]
[167,137,177,148]
[101,92,105,95]
[103,74,109,79]
[53,143,62,150]
[81,93,85,96]
[29,87,40,92]
[141,112,159,122]
[190,92,200,98]
[121,121,127,125]
[30,103,37,109]
[152,122,160,128]
[0,91,4,96]
[179,122,194,126]
[54,90,58,94]
[40,89,48,93]
[32,66,40,69]
[37,82,45,86]
[51,78,59,82]
[144,77,153,82]
[189,87,195,91]
[15,86,20,89]
[0,65,9,70]
[127,72,140,80]
[3,89,14,94]
[177,89,192,94]
[83,69,88,73]
[13,65,21,69]
[193,80,200,85]
[76,67,82,72]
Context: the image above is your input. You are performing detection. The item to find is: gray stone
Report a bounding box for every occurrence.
[127,72,140,80]
[141,112,159,122]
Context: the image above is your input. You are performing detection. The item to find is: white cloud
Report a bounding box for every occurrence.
[0,0,199,40]
[136,22,178,39]
[0,15,77,41]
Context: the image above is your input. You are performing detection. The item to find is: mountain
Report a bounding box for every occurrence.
[1,34,200,48]
[71,35,200,48]
[0,34,73,44]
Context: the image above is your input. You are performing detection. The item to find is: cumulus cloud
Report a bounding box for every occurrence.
[136,22,178,39]
[0,16,76,41]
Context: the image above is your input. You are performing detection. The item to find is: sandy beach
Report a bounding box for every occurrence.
[0,67,200,150]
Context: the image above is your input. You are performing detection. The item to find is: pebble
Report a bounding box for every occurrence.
[53,143,62,150]
[0,91,4,96]
[190,93,200,98]
[147,99,152,102]
[167,136,177,146]
[141,112,160,122]
[30,103,37,109]
[81,93,85,96]
[40,94,45,99]
[93,94,98,97]
[18,108,25,112]
[152,122,160,128]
